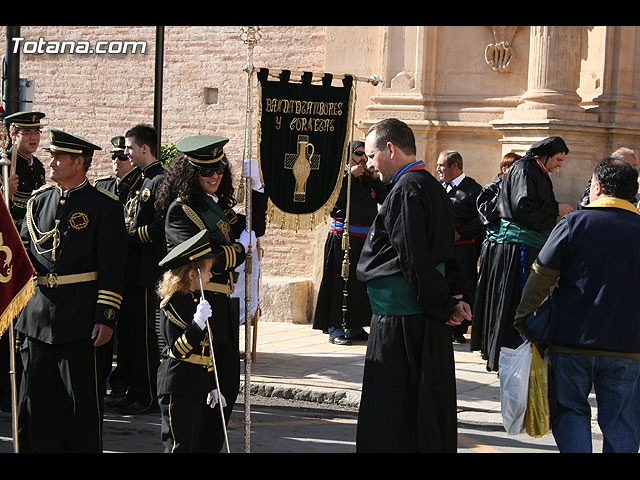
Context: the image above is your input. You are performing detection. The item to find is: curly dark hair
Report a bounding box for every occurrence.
[155,153,236,217]
[593,157,639,201]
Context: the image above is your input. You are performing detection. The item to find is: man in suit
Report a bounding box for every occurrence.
[436,150,483,343]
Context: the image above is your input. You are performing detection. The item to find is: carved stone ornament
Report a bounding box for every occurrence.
[485,26,518,73]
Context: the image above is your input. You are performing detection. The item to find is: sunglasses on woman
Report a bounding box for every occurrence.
[196,162,226,177]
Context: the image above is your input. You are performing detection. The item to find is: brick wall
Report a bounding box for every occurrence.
[2,25,326,278]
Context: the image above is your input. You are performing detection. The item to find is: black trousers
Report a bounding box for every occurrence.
[113,285,160,407]
[356,314,457,453]
[159,391,221,453]
[157,343,240,453]
[18,336,105,452]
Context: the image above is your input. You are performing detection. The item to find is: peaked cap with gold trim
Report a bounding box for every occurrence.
[159,230,215,270]
[177,135,229,168]
[111,136,125,153]
[5,111,45,129]
[45,128,102,156]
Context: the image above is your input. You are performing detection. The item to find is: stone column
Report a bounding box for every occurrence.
[493,26,603,204]
[505,25,595,122]
[586,26,640,127]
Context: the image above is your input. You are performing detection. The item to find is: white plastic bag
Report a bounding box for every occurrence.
[499,341,532,435]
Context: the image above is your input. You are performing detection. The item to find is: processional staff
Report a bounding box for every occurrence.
[197,268,231,453]
[0,122,20,453]
[240,25,261,454]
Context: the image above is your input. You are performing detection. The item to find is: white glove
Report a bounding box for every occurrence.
[206,389,227,409]
[193,299,212,330]
[243,158,264,193]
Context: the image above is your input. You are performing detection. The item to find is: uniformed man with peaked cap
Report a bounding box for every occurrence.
[16,128,127,452]
[0,112,47,413]
[109,124,165,415]
[93,135,142,399]
[2,111,47,226]
[93,136,142,205]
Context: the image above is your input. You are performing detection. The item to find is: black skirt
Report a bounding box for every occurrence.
[471,240,539,371]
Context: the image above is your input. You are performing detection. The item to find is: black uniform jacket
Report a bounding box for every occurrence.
[164,196,247,346]
[357,169,470,323]
[17,181,127,344]
[93,166,142,205]
[445,176,483,242]
[497,157,559,232]
[331,170,387,225]
[157,291,214,395]
[220,190,268,240]
[126,161,166,287]
[8,149,46,226]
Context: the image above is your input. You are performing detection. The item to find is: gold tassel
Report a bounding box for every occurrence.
[0,279,35,339]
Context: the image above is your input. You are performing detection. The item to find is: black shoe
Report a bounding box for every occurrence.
[346,331,369,342]
[107,395,135,408]
[117,400,157,415]
[329,335,352,345]
[452,334,466,344]
[106,387,127,399]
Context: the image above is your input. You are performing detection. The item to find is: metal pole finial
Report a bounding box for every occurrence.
[240,26,262,47]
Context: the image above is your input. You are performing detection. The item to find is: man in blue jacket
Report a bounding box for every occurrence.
[514,156,640,453]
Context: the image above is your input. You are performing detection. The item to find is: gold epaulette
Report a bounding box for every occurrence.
[179,202,206,231]
[31,183,55,196]
[93,175,113,184]
[161,296,190,330]
[96,187,119,201]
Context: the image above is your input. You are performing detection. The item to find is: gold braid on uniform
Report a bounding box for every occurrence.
[160,295,190,330]
[124,194,139,229]
[97,290,122,310]
[223,208,238,225]
[25,186,61,261]
[178,200,207,231]
[96,187,119,202]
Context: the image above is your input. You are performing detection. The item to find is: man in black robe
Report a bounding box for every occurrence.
[356,118,472,453]
[436,150,483,343]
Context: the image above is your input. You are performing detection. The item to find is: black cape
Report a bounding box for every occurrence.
[474,157,558,371]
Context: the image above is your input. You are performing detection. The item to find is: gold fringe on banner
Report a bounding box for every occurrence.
[257,74,357,232]
[0,279,34,339]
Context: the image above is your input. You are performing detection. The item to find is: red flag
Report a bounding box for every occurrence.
[0,200,35,338]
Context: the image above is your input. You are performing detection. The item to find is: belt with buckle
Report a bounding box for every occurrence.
[37,271,99,288]
[168,350,211,366]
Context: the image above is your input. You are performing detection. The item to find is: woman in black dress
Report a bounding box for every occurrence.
[476,137,574,372]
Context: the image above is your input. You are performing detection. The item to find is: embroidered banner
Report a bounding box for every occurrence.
[257,69,355,230]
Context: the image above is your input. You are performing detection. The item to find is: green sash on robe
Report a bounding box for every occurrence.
[366,263,445,316]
